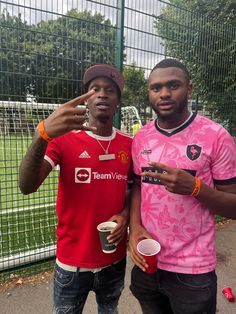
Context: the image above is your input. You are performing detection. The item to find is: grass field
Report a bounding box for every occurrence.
[0,135,57,269]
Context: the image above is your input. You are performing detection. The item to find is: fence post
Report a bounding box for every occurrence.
[114,0,125,129]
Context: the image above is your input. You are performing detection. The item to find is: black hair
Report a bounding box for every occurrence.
[151,58,190,83]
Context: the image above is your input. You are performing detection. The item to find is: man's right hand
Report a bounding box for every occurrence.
[42,89,96,139]
[129,225,153,272]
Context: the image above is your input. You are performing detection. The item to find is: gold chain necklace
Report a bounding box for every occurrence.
[95,137,116,161]
[96,138,112,154]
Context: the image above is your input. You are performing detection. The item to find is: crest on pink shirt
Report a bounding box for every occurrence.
[186,145,202,161]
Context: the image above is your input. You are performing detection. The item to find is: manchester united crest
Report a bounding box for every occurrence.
[118,151,129,163]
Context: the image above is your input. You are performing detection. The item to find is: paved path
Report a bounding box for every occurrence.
[0,220,236,313]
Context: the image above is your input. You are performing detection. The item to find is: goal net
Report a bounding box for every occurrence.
[121,106,142,135]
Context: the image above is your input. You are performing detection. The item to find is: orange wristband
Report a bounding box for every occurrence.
[191,177,201,197]
[37,120,53,142]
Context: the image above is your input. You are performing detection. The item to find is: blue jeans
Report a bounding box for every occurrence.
[53,257,126,314]
[130,266,217,314]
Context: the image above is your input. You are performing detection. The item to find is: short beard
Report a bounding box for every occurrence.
[154,98,188,123]
[97,113,110,122]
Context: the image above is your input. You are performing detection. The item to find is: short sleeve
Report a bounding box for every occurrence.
[211,128,236,183]
[45,138,62,169]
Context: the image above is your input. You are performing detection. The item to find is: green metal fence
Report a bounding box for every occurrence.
[0,0,235,282]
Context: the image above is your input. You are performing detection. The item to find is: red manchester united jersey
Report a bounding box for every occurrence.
[45,128,132,268]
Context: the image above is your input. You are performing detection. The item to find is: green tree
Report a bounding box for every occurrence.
[0,9,118,103]
[0,9,33,101]
[30,9,118,103]
[122,63,150,123]
[155,0,236,132]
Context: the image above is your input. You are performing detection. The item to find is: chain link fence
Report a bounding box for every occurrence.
[0,0,235,281]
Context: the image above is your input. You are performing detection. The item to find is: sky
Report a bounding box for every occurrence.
[1,0,168,75]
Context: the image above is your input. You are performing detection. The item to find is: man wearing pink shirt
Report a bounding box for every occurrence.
[129,58,236,314]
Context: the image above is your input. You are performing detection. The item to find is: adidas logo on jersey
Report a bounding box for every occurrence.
[79,151,91,158]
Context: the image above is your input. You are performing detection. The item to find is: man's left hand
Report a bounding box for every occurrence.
[106,212,128,245]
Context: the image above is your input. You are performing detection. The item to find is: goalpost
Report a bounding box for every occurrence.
[120,105,142,135]
[0,101,142,136]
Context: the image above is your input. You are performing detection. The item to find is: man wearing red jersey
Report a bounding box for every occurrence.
[19,64,132,313]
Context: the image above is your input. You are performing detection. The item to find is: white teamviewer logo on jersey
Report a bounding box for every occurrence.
[75,168,91,183]
[75,168,127,184]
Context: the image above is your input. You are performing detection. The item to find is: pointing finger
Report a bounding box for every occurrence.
[141,162,170,182]
[148,161,172,173]
[63,89,95,108]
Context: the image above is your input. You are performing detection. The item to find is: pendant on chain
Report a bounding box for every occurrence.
[99,153,116,161]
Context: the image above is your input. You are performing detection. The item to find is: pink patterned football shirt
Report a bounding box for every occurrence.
[132,113,236,274]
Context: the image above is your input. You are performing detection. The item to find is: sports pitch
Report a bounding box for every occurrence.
[0,135,57,268]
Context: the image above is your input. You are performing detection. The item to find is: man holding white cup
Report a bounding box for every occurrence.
[19,64,133,314]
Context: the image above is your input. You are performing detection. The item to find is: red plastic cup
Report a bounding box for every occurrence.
[222,287,235,302]
[137,239,161,273]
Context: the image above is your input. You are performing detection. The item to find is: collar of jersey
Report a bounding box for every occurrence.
[85,127,116,141]
[155,112,197,137]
